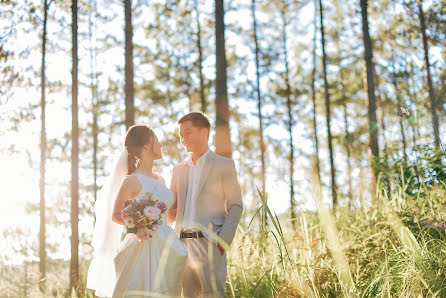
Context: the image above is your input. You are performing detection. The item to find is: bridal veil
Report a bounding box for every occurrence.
[86,148,128,297]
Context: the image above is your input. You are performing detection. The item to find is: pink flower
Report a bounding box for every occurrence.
[144,206,161,220]
[136,227,152,241]
[135,219,145,228]
[156,202,167,213]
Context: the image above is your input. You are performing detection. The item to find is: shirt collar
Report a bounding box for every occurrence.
[186,149,210,167]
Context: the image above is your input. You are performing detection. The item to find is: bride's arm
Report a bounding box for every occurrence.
[111,175,141,225]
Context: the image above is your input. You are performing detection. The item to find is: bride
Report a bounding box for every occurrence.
[87,124,187,297]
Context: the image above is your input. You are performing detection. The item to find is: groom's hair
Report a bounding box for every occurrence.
[178,112,211,129]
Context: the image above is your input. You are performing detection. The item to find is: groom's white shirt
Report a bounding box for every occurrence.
[182,149,210,231]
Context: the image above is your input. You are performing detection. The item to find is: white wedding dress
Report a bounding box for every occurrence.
[111,174,187,298]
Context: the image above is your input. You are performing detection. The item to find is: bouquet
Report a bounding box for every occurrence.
[121,192,167,241]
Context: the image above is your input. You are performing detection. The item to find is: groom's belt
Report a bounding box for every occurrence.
[180,231,204,239]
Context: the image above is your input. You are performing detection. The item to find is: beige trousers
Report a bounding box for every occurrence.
[181,237,227,298]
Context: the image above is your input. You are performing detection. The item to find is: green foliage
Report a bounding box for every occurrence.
[375,146,446,196]
[226,177,446,297]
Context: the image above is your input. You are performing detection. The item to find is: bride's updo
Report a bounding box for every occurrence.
[124,124,155,174]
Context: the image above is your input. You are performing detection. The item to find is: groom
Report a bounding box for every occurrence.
[167,112,243,297]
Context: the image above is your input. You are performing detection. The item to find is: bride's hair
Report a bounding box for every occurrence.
[124,124,155,174]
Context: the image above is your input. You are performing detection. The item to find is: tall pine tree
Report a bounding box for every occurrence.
[39,0,50,292]
[70,0,79,291]
[215,0,232,157]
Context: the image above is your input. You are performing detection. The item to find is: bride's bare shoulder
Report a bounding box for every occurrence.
[124,174,140,183]
[121,175,142,192]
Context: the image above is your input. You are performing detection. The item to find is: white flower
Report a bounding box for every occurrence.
[123,216,135,228]
[144,206,161,220]
[127,219,135,228]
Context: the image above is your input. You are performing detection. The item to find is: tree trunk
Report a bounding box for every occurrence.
[417,0,440,148]
[333,1,353,206]
[339,69,354,205]
[407,59,419,150]
[342,99,354,206]
[251,0,266,195]
[376,73,393,192]
[39,0,48,293]
[368,62,392,193]
[194,0,206,113]
[311,0,321,184]
[391,57,408,162]
[280,5,296,226]
[124,0,134,129]
[215,0,231,158]
[373,70,386,152]
[397,95,408,163]
[333,0,353,207]
[89,0,99,205]
[319,0,337,207]
[70,0,79,291]
[360,0,379,190]
[406,58,421,180]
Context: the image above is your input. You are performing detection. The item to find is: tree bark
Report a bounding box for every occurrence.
[319,0,338,207]
[89,0,99,206]
[407,59,419,150]
[251,0,266,194]
[397,95,408,163]
[215,0,232,158]
[124,0,134,129]
[342,98,354,206]
[311,0,321,184]
[417,0,440,148]
[339,70,353,205]
[333,0,354,206]
[391,56,408,162]
[333,0,353,206]
[194,0,206,113]
[70,0,79,291]
[279,5,296,225]
[374,71,393,193]
[39,0,49,292]
[360,0,379,189]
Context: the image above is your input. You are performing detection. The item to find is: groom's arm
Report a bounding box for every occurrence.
[218,159,243,249]
[167,166,178,227]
